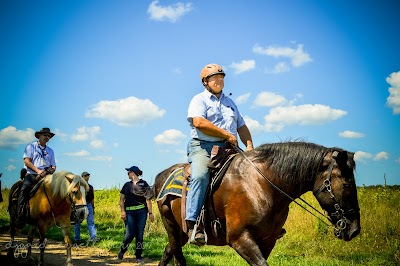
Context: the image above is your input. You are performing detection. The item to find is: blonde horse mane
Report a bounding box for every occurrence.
[45,171,88,198]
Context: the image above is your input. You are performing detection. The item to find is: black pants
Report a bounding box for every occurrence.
[17,174,37,207]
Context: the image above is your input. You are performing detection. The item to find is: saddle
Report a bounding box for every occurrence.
[181,144,237,240]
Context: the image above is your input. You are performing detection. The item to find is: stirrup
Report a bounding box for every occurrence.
[189,223,207,246]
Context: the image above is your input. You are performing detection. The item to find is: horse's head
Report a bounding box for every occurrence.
[65,173,89,225]
[314,150,361,241]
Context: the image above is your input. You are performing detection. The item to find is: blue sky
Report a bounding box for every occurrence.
[1,0,399,189]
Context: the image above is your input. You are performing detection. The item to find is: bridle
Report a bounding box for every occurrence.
[313,151,349,237]
[43,178,87,229]
[234,146,354,235]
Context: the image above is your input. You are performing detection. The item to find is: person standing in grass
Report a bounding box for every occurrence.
[118,165,154,264]
[74,171,100,243]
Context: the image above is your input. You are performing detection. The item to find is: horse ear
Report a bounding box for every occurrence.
[65,173,75,183]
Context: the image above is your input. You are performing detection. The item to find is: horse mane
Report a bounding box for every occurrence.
[45,171,88,198]
[254,141,335,188]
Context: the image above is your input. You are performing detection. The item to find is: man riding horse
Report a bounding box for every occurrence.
[15,127,56,228]
[186,63,254,245]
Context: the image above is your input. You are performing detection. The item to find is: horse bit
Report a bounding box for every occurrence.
[313,151,350,237]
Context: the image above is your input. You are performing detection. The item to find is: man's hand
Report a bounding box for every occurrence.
[225,134,238,147]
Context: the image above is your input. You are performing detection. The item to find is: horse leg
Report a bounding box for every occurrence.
[7,224,16,259]
[158,243,174,266]
[27,226,37,264]
[229,230,269,266]
[61,226,73,266]
[158,207,186,265]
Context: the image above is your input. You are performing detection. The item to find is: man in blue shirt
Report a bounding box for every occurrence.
[16,127,56,228]
[186,64,254,245]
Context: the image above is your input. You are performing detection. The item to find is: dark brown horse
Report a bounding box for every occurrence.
[7,171,89,266]
[154,141,361,266]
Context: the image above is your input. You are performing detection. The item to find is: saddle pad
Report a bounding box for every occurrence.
[156,167,189,201]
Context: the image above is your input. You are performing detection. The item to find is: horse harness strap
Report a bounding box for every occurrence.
[313,151,352,237]
[233,146,335,228]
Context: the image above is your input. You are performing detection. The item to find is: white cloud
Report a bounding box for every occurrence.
[154,129,186,145]
[243,116,265,136]
[235,93,251,104]
[271,62,290,74]
[253,92,287,108]
[147,1,192,23]
[339,130,365,138]
[0,126,35,149]
[386,71,400,114]
[85,96,165,127]
[229,60,256,74]
[6,164,16,171]
[264,104,346,131]
[396,158,400,164]
[71,126,101,142]
[65,150,90,157]
[173,67,183,75]
[373,151,389,161]
[86,156,112,162]
[90,140,104,149]
[53,128,68,141]
[354,151,373,163]
[253,43,312,72]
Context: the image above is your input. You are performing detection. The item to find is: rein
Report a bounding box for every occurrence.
[233,146,333,228]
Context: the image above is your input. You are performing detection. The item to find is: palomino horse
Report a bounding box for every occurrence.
[7,171,89,266]
[154,141,361,266]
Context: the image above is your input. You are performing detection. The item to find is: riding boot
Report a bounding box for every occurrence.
[15,176,34,229]
[186,220,205,246]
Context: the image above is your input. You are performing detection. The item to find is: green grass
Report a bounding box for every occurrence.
[1,186,399,265]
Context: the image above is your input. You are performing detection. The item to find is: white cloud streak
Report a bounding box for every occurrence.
[154,129,186,145]
[373,151,389,161]
[386,71,400,114]
[229,60,256,74]
[253,92,287,108]
[235,93,251,105]
[264,104,347,132]
[147,1,192,23]
[85,96,165,127]
[0,126,35,149]
[339,131,365,138]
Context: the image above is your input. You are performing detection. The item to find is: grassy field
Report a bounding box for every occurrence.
[0,185,399,265]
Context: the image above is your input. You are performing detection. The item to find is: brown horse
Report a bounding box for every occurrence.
[7,170,89,266]
[154,141,361,266]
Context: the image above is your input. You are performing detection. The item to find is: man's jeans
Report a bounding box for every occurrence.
[74,203,96,241]
[185,139,225,222]
[121,208,148,259]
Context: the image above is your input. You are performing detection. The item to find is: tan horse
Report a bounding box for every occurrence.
[154,141,361,266]
[8,171,89,266]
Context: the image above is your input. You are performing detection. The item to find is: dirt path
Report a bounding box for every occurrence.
[0,232,159,266]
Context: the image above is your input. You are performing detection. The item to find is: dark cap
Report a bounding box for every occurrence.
[125,166,143,176]
[81,171,90,177]
[35,127,55,139]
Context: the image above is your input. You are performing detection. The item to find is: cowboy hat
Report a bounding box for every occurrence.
[35,127,55,139]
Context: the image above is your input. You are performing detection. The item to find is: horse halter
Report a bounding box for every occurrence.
[313,151,348,237]
[68,182,88,225]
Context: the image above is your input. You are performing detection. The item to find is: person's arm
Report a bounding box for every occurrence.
[119,193,126,221]
[192,117,238,146]
[24,157,44,175]
[237,125,254,151]
[146,199,154,222]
